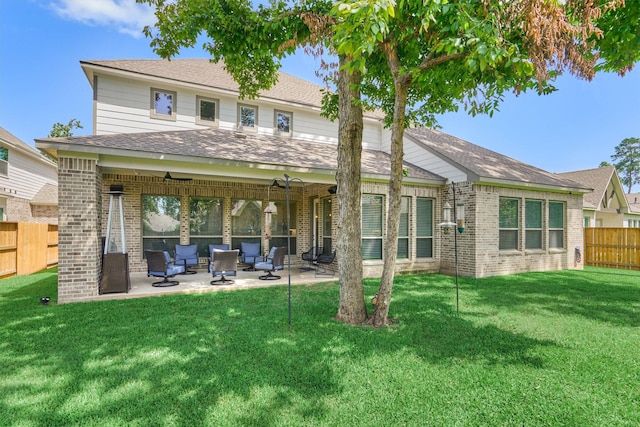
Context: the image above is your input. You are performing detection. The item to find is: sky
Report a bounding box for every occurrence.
[1,0,639,190]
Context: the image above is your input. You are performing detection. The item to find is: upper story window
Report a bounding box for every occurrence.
[196,96,219,126]
[0,147,8,176]
[274,110,293,136]
[238,104,258,131]
[150,88,177,121]
[499,197,519,250]
[549,201,565,249]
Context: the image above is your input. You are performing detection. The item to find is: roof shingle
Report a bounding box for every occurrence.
[406,127,590,191]
[38,127,442,182]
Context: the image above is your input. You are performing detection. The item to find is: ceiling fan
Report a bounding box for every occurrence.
[163,172,193,182]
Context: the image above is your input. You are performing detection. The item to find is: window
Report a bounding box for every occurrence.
[274,110,293,135]
[525,200,543,250]
[231,199,262,249]
[362,194,383,260]
[189,197,223,256]
[150,88,177,120]
[268,200,297,254]
[549,201,565,249]
[397,197,410,258]
[238,104,258,131]
[499,198,519,250]
[584,217,590,228]
[196,96,219,126]
[0,146,7,176]
[416,198,433,258]
[142,195,181,254]
[322,197,332,253]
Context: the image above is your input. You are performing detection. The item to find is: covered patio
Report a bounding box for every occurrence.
[94,265,337,302]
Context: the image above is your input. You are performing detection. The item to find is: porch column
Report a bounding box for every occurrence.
[57,156,102,303]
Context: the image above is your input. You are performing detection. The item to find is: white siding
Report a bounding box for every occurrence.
[0,147,57,200]
[94,74,385,149]
[403,138,467,182]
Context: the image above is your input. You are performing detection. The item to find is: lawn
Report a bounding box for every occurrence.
[0,267,638,426]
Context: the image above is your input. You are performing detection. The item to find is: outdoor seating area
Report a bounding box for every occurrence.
[101,264,335,301]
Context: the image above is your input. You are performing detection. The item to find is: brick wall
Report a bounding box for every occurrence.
[440,183,584,278]
[5,198,58,224]
[101,174,308,273]
[360,181,442,277]
[57,157,102,303]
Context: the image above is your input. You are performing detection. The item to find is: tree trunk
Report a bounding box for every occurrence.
[335,55,368,325]
[371,60,410,327]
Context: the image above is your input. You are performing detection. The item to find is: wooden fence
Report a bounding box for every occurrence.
[0,222,58,279]
[584,228,640,271]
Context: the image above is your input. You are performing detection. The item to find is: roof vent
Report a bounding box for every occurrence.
[234,133,247,139]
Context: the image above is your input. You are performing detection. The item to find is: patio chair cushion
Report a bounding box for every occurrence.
[241,241,261,265]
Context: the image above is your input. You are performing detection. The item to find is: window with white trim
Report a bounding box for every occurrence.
[499,197,519,250]
[397,197,410,259]
[549,201,565,249]
[274,110,292,136]
[416,198,433,258]
[0,147,8,176]
[150,88,177,121]
[196,96,219,126]
[525,199,543,250]
[238,104,258,131]
[362,194,383,260]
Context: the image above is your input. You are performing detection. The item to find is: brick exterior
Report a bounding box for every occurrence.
[57,167,585,302]
[57,157,102,303]
[5,197,58,224]
[100,174,308,274]
[360,181,442,277]
[439,183,584,278]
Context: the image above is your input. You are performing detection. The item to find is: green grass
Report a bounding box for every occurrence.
[1,267,638,426]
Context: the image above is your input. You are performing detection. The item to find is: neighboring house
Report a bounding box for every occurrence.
[626,193,640,227]
[36,59,590,303]
[558,166,640,228]
[0,127,58,224]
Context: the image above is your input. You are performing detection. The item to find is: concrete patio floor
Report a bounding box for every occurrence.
[96,265,338,301]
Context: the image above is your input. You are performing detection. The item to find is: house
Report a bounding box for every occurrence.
[0,127,58,224]
[35,59,590,303]
[558,166,640,228]
[626,193,640,227]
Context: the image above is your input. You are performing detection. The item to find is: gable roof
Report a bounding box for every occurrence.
[36,127,443,184]
[80,59,384,120]
[626,193,640,213]
[405,127,590,192]
[0,127,57,166]
[30,183,58,206]
[557,166,623,210]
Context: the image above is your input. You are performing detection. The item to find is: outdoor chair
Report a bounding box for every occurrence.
[315,251,336,277]
[208,244,230,272]
[240,241,261,271]
[174,244,198,274]
[145,250,185,287]
[210,249,239,284]
[301,246,322,271]
[254,246,287,280]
